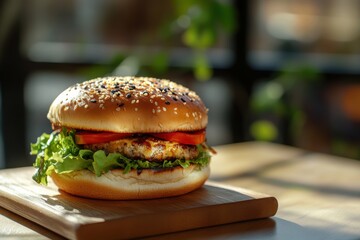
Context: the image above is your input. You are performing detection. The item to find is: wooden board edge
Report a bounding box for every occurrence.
[0,191,79,240]
[0,206,66,240]
[75,194,278,240]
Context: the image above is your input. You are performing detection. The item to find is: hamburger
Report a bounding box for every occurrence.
[30,76,212,200]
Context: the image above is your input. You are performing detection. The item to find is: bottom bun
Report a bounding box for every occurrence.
[50,165,210,200]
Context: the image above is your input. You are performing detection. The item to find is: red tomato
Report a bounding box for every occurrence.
[74,130,206,145]
[152,130,206,145]
[75,131,132,145]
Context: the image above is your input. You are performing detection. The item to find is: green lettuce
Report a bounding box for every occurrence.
[30,129,211,185]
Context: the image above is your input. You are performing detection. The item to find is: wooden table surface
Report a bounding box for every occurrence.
[1,141,359,239]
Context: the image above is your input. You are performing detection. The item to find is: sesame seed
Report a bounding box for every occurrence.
[163,107,167,111]
[165,101,170,105]
[186,113,189,117]
[131,99,136,104]
[152,109,155,114]
[174,111,178,115]
[135,108,138,111]
[155,101,158,106]
[116,107,121,111]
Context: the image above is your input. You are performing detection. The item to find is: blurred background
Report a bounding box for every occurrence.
[1,0,360,168]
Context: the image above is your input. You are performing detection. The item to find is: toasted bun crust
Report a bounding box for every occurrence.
[47,76,208,133]
[50,165,210,200]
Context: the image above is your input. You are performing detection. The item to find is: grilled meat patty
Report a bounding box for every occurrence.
[84,137,199,161]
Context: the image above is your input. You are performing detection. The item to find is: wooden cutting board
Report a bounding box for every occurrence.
[0,167,278,240]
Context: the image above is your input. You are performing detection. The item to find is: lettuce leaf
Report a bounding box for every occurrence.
[30,129,211,185]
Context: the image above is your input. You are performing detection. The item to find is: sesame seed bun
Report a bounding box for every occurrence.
[50,165,210,200]
[47,76,208,133]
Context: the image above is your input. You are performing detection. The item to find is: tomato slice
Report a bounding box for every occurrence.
[75,131,132,145]
[151,130,206,145]
[74,130,206,145]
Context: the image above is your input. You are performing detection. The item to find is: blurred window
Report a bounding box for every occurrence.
[22,0,233,68]
[248,0,360,73]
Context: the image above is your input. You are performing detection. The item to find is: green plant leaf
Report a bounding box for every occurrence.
[250,120,278,141]
[194,53,212,80]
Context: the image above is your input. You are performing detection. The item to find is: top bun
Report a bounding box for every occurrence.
[47,76,208,133]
